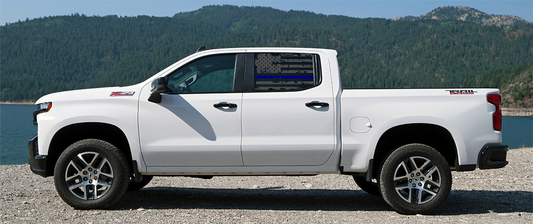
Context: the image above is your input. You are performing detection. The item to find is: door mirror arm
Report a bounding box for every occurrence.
[148,77,167,103]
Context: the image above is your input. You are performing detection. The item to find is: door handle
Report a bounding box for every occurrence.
[306,101,329,108]
[214,102,237,108]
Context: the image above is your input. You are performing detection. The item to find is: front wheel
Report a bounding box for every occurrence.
[379,144,452,214]
[54,139,130,209]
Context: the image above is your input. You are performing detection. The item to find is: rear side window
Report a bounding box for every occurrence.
[254,53,321,91]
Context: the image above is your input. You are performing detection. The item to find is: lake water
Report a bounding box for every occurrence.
[1,104,37,165]
[1,104,532,165]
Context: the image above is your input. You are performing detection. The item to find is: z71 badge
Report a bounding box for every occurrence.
[446,90,477,95]
[110,91,135,96]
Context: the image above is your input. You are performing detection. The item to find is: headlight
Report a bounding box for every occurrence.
[33,102,52,125]
[38,102,52,112]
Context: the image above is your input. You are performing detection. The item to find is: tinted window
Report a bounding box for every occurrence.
[254,53,320,91]
[167,54,236,94]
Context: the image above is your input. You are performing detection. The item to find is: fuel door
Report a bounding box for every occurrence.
[350,117,372,133]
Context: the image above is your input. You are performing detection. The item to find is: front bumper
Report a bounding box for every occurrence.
[478,144,509,169]
[28,135,48,177]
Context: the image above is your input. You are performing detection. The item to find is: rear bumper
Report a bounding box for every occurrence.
[478,144,509,169]
[28,135,48,177]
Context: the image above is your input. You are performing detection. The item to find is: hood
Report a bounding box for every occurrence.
[35,85,141,104]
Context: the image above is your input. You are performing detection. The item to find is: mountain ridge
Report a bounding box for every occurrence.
[393,6,530,27]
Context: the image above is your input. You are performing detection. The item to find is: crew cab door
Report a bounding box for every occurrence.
[138,54,244,167]
[241,53,336,166]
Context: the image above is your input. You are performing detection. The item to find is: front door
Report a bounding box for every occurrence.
[139,54,244,167]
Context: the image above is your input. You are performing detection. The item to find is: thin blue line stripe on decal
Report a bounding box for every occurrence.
[256,75,313,79]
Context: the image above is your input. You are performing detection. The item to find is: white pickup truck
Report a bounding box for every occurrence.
[29,47,508,214]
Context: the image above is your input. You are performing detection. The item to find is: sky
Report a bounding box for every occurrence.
[1,0,532,25]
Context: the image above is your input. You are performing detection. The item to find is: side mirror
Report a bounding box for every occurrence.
[148,77,167,103]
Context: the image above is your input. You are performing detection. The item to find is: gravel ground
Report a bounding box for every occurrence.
[1,148,532,223]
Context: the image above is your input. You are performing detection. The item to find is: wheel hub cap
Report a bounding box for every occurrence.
[64,152,114,200]
[393,156,441,204]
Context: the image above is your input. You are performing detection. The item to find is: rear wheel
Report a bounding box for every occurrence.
[54,139,130,209]
[379,144,452,214]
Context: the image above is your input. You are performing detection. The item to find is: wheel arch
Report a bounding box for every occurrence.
[45,122,132,176]
[371,123,457,178]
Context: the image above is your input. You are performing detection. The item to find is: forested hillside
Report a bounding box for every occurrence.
[498,65,533,108]
[1,5,532,107]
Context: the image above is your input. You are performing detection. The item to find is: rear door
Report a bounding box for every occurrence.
[240,52,336,166]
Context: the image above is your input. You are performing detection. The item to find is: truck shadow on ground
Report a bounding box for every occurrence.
[113,187,532,215]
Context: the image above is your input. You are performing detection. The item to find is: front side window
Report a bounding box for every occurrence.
[167,54,236,94]
[254,53,321,91]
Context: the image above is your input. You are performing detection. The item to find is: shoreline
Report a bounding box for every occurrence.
[502,108,533,117]
[0,101,34,105]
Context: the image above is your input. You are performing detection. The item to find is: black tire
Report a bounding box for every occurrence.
[353,176,381,196]
[379,144,452,214]
[54,139,130,209]
[128,175,154,191]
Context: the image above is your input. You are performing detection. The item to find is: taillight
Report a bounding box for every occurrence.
[487,94,502,131]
